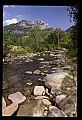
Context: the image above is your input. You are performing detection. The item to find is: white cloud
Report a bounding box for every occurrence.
[3,18,18,26]
[3,5,16,8]
[3,5,9,8]
[17,15,22,18]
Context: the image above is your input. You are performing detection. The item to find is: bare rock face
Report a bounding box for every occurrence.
[48,105,67,117]
[34,86,45,96]
[17,100,45,116]
[2,103,18,116]
[2,97,6,109]
[8,92,26,104]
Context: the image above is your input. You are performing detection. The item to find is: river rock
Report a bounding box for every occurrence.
[57,95,77,117]
[8,92,26,104]
[2,97,6,109]
[26,82,32,85]
[35,96,49,100]
[34,86,45,96]
[25,59,33,62]
[42,99,51,106]
[43,110,48,116]
[50,53,55,56]
[44,72,69,94]
[2,103,18,116]
[56,94,67,104]
[48,105,67,117]
[38,58,44,61]
[61,65,71,70]
[26,71,32,74]
[17,100,45,116]
[33,69,41,74]
[40,61,49,65]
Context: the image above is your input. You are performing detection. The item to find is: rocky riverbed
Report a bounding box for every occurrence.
[2,49,77,117]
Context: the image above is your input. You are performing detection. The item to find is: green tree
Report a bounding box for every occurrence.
[45,28,69,49]
[67,6,78,57]
[29,26,42,44]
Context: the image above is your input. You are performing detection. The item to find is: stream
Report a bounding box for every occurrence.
[2,51,77,106]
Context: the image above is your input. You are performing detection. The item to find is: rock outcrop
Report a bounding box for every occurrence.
[3,20,53,37]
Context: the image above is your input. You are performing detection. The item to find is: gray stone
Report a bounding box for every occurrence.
[56,94,67,104]
[2,97,6,109]
[57,95,77,117]
[42,99,51,106]
[35,96,49,100]
[48,105,67,117]
[44,72,69,94]
[34,86,45,96]
[26,82,32,85]
[33,69,41,74]
[17,100,45,116]
[26,71,32,74]
[2,103,18,116]
[43,110,48,116]
[8,92,26,104]
[38,58,44,61]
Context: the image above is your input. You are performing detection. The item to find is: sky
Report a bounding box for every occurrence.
[3,5,74,30]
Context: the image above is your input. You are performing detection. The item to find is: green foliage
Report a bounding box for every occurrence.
[3,26,71,56]
[67,6,78,58]
[45,28,69,49]
[11,49,27,56]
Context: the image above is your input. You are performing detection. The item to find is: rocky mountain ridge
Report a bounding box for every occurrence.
[3,20,53,37]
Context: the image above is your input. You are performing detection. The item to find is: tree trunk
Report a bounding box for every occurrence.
[57,37,59,49]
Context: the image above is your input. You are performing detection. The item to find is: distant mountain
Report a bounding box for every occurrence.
[3,20,53,37]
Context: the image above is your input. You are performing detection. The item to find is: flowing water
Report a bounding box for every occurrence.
[3,54,58,105]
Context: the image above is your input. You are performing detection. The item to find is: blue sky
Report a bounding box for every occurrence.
[3,5,74,30]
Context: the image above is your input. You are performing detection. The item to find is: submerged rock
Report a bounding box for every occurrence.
[33,69,41,74]
[26,71,32,74]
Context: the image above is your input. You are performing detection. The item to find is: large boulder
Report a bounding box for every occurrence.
[34,86,45,96]
[57,95,77,117]
[2,103,18,116]
[48,105,67,117]
[44,72,70,94]
[17,100,45,116]
[8,92,26,104]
